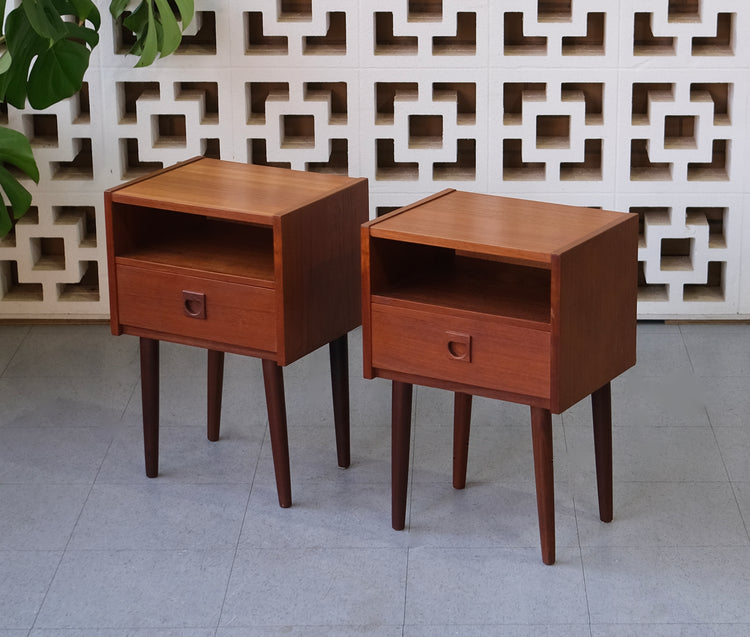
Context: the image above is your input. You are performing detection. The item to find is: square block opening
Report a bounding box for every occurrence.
[153,114,187,147]
[30,237,66,271]
[408,0,442,21]
[280,0,312,20]
[660,237,693,271]
[538,0,572,22]
[26,114,58,146]
[375,83,418,125]
[409,114,443,148]
[282,114,315,148]
[536,115,570,149]
[668,0,700,23]
[664,115,697,149]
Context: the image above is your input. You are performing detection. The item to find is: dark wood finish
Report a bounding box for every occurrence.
[361,189,637,564]
[392,380,413,531]
[370,303,550,399]
[262,359,292,508]
[105,158,368,506]
[207,350,224,442]
[139,337,159,478]
[531,406,555,566]
[116,264,276,355]
[453,392,472,489]
[592,382,613,523]
[329,335,351,469]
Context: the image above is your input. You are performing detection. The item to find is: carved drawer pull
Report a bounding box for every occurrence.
[446,331,471,362]
[183,290,207,319]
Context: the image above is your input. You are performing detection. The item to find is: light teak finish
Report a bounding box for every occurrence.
[362,189,638,564]
[105,157,368,506]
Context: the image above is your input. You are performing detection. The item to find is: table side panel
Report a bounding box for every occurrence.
[552,214,638,412]
[277,180,369,365]
[104,191,122,335]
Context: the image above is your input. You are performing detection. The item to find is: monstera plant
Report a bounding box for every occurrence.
[0,0,193,237]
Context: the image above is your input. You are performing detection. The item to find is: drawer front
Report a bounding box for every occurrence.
[371,304,550,399]
[116,264,276,352]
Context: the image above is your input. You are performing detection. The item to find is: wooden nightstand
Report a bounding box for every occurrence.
[105,157,368,507]
[361,189,638,564]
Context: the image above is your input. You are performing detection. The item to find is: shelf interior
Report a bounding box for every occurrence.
[370,239,551,327]
[113,205,275,286]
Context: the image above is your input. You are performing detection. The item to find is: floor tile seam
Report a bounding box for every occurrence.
[0,327,31,378]
[729,482,750,545]
[703,397,746,541]
[570,493,593,631]
[217,424,268,631]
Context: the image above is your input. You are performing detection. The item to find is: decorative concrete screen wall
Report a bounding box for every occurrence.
[1,0,748,320]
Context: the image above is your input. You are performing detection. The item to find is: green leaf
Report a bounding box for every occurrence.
[109,0,129,20]
[135,1,158,67]
[153,0,181,56]
[0,200,11,237]
[27,38,91,109]
[0,164,33,218]
[0,127,40,183]
[0,0,7,33]
[0,50,12,75]
[0,7,47,108]
[69,0,101,29]
[21,0,68,40]
[172,0,194,29]
[0,128,39,235]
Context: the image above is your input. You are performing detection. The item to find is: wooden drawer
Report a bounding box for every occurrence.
[116,264,276,353]
[370,303,550,399]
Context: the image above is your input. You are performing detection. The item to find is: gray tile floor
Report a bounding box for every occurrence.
[1,322,749,636]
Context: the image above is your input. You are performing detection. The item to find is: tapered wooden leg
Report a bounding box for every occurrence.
[592,382,613,523]
[207,350,225,442]
[453,392,473,489]
[262,359,291,508]
[530,406,555,565]
[329,335,351,469]
[140,337,159,478]
[392,381,413,531]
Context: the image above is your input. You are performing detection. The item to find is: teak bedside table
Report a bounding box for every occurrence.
[361,189,638,564]
[105,157,368,507]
